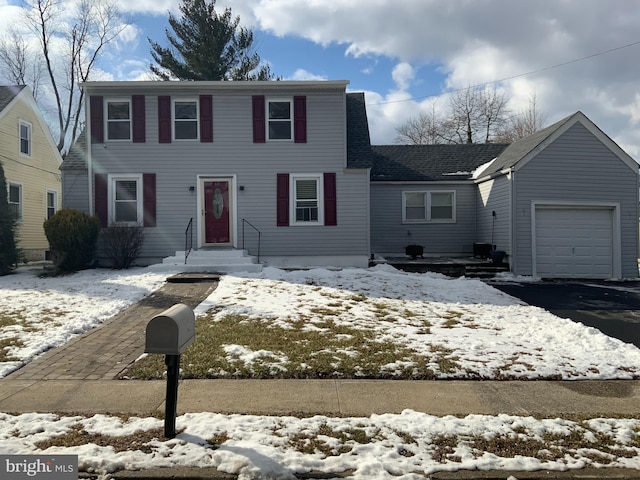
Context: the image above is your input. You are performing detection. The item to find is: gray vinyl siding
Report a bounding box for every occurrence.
[513,122,639,278]
[370,183,477,255]
[88,88,369,262]
[476,175,511,253]
[61,169,89,212]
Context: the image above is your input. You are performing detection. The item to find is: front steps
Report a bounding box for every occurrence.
[150,249,262,274]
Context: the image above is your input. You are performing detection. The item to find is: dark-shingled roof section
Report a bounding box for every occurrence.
[371,143,509,181]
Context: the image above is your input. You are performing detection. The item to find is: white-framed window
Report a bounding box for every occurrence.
[291,174,323,225]
[402,190,456,223]
[46,190,58,219]
[8,183,22,222]
[108,174,142,224]
[173,99,199,140]
[267,99,292,140]
[106,99,131,140]
[19,120,32,156]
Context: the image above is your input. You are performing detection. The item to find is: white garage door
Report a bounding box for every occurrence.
[535,207,613,278]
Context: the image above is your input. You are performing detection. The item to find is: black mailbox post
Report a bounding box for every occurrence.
[145,303,195,438]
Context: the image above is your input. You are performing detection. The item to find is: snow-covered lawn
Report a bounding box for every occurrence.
[171,266,640,380]
[1,265,640,479]
[2,410,639,479]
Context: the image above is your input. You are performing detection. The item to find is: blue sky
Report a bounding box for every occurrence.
[2,0,640,155]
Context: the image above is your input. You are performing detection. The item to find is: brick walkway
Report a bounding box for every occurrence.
[6,280,218,381]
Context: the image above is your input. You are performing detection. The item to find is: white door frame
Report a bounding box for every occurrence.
[196,174,237,248]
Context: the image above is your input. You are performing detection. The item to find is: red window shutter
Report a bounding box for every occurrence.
[94,173,108,227]
[158,96,171,143]
[252,95,266,143]
[276,173,289,226]
[132,95,146,143]
[90,96,104,144]
[323,172,337,226]
[143,173,156,227]
[294,96,307,143]
[200,95,213,142]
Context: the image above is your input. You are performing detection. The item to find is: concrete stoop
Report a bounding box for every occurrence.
[149,249,263,274]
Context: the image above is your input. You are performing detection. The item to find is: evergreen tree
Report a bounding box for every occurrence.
[0,161,20,275]
[149,0,275,81]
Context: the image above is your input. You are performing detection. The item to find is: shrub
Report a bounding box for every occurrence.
[101,223,144,269]
[44,209,100,272]
[0,161,20,275]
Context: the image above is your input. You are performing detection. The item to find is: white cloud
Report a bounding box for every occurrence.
[391,62,414,91]
[242,0,640,154]
[287,68,327,81]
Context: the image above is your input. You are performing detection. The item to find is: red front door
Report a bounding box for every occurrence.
[204,181,230,244]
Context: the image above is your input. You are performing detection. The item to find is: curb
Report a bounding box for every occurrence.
[78,467,640,479]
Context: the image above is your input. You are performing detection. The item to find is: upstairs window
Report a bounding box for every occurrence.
[19,120,31,156]
[106,100,131,140]
[268,99,292,140]
[8,183,22,222]
[173,100,198,140]
[403,191,456,223]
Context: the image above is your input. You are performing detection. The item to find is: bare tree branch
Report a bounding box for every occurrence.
[395,86,538,145]
[22,0,125,154]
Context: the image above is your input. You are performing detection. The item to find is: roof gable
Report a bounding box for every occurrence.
[476,111,638,178]
[371,144,509,181]
[0,85,26,118]
[0,85,62,167]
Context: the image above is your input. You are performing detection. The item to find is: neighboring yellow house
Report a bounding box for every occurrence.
[1,85,62,262]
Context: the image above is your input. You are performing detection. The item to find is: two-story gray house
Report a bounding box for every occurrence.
[62,81,639,279]
[62,81,372,270]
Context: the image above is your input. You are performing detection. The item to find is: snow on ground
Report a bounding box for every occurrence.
[1,410,639,479]
[1,265,640,478]
[195,265,640,380]
[0,267,174,377]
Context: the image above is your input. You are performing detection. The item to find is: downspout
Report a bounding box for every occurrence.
[86,87,93,216]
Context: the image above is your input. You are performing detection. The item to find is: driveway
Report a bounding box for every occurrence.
[488,279,640,349]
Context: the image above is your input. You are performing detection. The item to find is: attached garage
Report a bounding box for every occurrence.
[533,204,619,279]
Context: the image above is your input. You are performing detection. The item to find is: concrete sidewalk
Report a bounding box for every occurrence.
[0,377,639,417]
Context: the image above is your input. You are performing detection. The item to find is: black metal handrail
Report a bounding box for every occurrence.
[184,217,193,264]
[241,219,261,263]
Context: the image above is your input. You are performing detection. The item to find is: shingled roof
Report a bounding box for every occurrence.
[346,92,373,169]
[60,130,87,170]
[0,85,25,113]
[370,143,509,181]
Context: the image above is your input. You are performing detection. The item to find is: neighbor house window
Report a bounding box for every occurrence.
[403,191,455,223]
[268,99,292,140]
[19,120,32,156]
[46,190,57,219]
[109,175,142,224]
[291,174,323,225]
[173,99,198,140]
[106,100,131,140]
[8,183,22,222]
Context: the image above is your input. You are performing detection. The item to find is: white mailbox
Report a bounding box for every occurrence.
[145,303,195,355]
